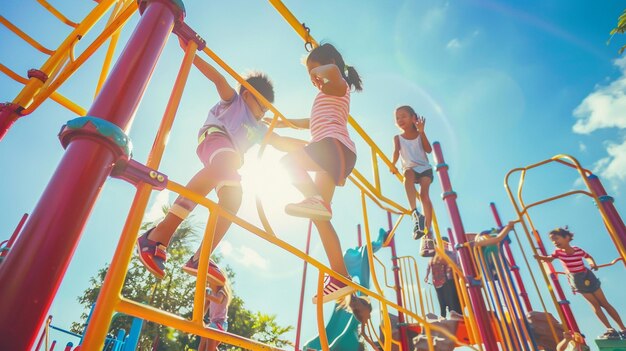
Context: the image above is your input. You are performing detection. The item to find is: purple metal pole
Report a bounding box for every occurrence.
[587,174,626,264]
[432,142,499,350]
[294,221,313,351]
[387,212,409,351]
[489,202,532,312]
[0,1,183,349]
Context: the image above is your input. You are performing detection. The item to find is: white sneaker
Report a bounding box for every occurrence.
[285,197,332,220]
[312,275,355,304]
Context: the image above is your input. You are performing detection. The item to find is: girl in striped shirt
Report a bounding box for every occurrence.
[278,43,363,305]
[535,227,625,339]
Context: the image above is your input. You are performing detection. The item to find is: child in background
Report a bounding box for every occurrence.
[424,237,461,317]
[199,280,232,351]
[389,107,433,241]
[276,43,363,304]
[535,227,626,339]
[136,40,304,281]
[556,331,590,351]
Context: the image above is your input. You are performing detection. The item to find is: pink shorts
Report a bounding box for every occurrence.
[196,130,242,189]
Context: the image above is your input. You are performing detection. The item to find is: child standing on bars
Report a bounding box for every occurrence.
[535,227,626,340]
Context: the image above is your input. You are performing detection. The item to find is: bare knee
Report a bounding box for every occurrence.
[217,185,243,212]
[403,170,415,185]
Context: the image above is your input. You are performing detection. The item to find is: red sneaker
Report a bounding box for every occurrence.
[312,275,355,304]
[182,256,226,286]
[136,228,167,279]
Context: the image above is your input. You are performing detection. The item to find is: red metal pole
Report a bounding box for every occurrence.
[432,142,499,350]
[0,1,183,349]
[489,202,532,312]
[531,229,582,335]
[294,221,313,351]
[587,174,626,263]
[0,213,28,258]
[387,212,409,351]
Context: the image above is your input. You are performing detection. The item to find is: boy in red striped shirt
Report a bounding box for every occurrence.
[535,227,625,339]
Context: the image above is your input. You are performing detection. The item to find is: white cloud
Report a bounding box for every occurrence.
[143,190,170,223]
[578,141,587,152]
[218,240,269,270]
[593,137,626,190]
[573,56,626,134]
[446,38,461,50]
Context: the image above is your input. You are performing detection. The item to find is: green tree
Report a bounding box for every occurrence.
[609,9,626,54]
[71,211,293,350]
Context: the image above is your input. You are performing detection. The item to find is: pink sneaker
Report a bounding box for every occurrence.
[182,256,226,286]
[285,197,332,220]
[312,275,355,304]
[136,228,167,279]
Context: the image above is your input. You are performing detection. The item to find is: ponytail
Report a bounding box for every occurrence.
[307,43,363,92]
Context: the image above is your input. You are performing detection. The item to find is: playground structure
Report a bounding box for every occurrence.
[1,1,626,351]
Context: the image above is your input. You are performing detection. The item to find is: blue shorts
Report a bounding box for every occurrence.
[208,320,228,331]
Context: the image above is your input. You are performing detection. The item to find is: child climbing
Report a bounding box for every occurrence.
[199,280,232,351]
[389,106,433,241]
[136,38,304,282]
[424,237,461,318]
[535,227,626,340]
[277,43,364,304]
[556,331,590,351]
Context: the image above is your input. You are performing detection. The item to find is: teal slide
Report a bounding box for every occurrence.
[303,229,388,351]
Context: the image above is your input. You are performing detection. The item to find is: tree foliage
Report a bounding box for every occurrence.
[609,9,626,54]
[71,212,293,350]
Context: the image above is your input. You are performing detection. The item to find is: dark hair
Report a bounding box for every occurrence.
[239,72,274,103]
[549,227,573,240]
[307,43,363,92]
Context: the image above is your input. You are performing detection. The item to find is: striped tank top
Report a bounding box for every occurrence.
[310,85,356,154]
[551,246,591,273]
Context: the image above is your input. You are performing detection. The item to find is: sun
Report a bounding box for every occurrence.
[239,147,302,218]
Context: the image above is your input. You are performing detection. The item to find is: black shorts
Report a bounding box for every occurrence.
[304,138,356,186]
[569,268,601,294]
[411,168,434,183]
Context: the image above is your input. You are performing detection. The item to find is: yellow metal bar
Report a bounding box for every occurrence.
[117,298,286,351]
[37,0,79,27]
[192,211,218,323]
[372,148,381,193]
[94,0,128,97]
[81,36,196,348]
[382,214,406,248]
[22,2,138,115]
[267,0,318,47]
[315,272,330,351]
[0,15,54,54]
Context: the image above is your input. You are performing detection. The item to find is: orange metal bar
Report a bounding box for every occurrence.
[36,0,79,27]
[0,15,55,54]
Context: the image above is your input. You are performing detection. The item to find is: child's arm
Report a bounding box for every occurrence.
[390,135,400,174]
[557,332,573,351]
[416,116,432,153]
[533,254,555,262]
[474,221,515,247]
[424,262,431,283]
[264,117,310,129]
[181,38,235,101]
[309,64,348,97]
[205,290,225,304]
[584,253,598,271]
[266,133,307,153]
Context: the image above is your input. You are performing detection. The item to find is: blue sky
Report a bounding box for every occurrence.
[2,0,626,349]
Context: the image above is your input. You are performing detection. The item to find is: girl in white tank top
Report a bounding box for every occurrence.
[390,106,434,248]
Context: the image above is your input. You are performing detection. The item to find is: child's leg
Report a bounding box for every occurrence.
[435,286,447,317]
[402,169,417,211]
[150,153,240,245]
[593,288,626,330]
[281,148,324,198]
[199,337,208,351]
[191,185,243,260]
[312,171,349,277]
[206,339,220,351]
[417,177,433,231]
[581,292,613,329]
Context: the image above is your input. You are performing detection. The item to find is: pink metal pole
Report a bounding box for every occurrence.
[0,213,28,258]
[531,229,581,335]
[432,142,499,350]
[387,212,409,351]
[587,174,626,263]
[0,1,183,349]
[294,221,313,351]
[489,202,532,311]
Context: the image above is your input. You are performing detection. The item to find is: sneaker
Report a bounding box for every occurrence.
[599,329,620,340]
[136,228,167,279]
[312,275,355,304]
[412,209,426,240]
[419,238,436,257]
[182,256,226,286]
[285,197,332,221]
[621,330,626,340]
